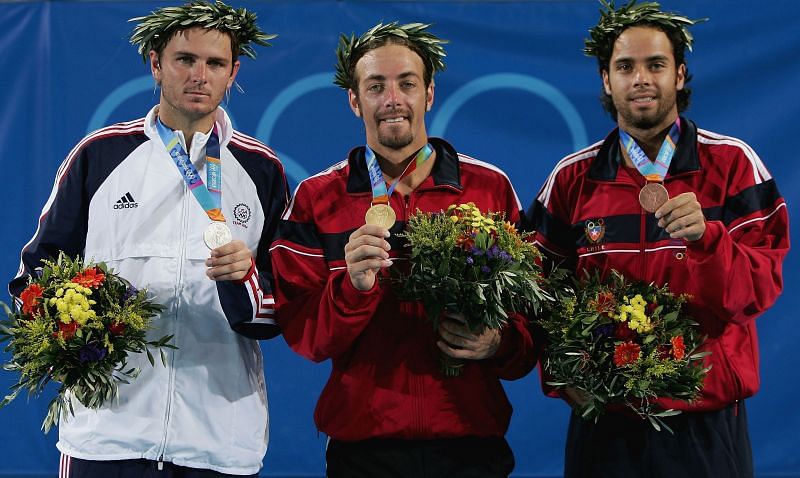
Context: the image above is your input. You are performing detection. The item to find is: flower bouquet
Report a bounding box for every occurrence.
[539,269,709,431]
[0,253,174,433]
[395,202,550,376]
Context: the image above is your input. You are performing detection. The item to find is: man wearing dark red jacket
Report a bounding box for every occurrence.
[270,22,535,477]
[528,2,789,478]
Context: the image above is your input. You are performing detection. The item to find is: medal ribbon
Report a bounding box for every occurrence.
[366,143,434,206]
[619,118,681,182]
[156,117,225,222]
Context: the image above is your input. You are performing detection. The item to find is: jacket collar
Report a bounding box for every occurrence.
[144,105,234,149]
[589,116,700,181]
[346,137,463,194]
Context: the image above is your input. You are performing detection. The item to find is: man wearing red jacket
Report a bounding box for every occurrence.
[270,22,535,477]
[528,2,789,478]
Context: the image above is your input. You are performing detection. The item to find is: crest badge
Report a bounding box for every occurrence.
[584,219,605,244]
[232,203,252,228]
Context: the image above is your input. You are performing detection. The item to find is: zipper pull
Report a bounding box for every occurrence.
[158,459,164,471]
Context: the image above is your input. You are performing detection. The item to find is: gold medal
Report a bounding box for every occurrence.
[365,204,396,229]
[638,182,669,213]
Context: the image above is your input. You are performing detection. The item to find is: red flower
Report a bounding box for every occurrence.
[646,301,659,315]
[53,321,80,341]
[614,322,637,341]
[108,321,126,336]
[593,291,616,315]
[613,341,641,367]
[20,283,44,316]
[671,335,686,360]
[456,233,475,250]
[72,268,105,288]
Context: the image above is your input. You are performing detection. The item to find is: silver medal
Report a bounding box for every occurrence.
[204,222,232,249]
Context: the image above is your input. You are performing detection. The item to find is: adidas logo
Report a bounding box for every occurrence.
[113,192,139,209]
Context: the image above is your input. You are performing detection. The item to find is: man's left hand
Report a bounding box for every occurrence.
[437,312,501,360]
[655,192,706,242]
[205,240,253,281]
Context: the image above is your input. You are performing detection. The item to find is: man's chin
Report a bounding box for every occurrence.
[378,134,414,151]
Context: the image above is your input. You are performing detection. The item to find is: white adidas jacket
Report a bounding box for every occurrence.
[10,106,288,474]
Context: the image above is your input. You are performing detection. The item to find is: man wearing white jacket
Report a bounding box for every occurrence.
[9,2,288,476]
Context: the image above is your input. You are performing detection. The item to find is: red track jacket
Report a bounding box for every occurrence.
[529,118,789,412]
[271,138,536,440]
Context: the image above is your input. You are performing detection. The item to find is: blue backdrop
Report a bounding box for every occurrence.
[1,1,797,477]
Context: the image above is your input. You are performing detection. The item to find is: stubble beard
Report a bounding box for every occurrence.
[375,112,415,151]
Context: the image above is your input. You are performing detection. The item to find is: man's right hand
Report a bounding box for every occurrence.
[344,224,393,291]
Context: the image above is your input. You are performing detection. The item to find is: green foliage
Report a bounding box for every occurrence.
[334,22,448,89]
[394,203,556,375]
[584,0,707,59]
[539,269,709,432]
[0,252,174,433]
[129,0,276,61]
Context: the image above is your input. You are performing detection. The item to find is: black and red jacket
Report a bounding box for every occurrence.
[271,138,536,440]
[529,118,789,412]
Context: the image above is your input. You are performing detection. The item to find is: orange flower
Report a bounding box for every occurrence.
[613,341,641,367]
[20,283,44,316]
[72,267,105,288]
[53,321,80,341]
[456,232,475,250]
[671,335,686,360]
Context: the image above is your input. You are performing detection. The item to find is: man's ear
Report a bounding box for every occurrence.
[676,63,686,91]
[149,50,161,84]
[602,69,612,96]
[425,80,435,112]
[348,89,361,118]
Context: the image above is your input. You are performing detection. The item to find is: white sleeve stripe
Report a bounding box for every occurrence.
[229,134,281,162]
[458,155,523,211]
[281,160,348,219]
[250,317,277,325]
[244,277,260,322]
[533,240,566,258]
[697,130,771,183]
[729,202,786,234]
[269,243,325,258]
[539,143,602,208]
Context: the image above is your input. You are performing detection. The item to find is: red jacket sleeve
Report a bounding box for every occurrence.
[270,182,382,362]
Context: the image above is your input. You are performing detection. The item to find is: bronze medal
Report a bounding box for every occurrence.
[365,204,396,229]
[638,182,669,213]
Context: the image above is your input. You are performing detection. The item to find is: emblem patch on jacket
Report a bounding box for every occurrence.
[584,219,605,244]
[232,203,252,228]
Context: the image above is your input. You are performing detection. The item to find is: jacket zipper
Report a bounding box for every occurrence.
[639,207,647,278]
[155,143,192,465]
[402,192,428,435]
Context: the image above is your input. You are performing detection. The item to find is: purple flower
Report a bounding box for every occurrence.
[481,266,491,274]
[466,257,474,265]
[471,247,484,256]
[592,324,616,339]
[78,343,108,363]
[120,285,139,304]
[487,245,501,259]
